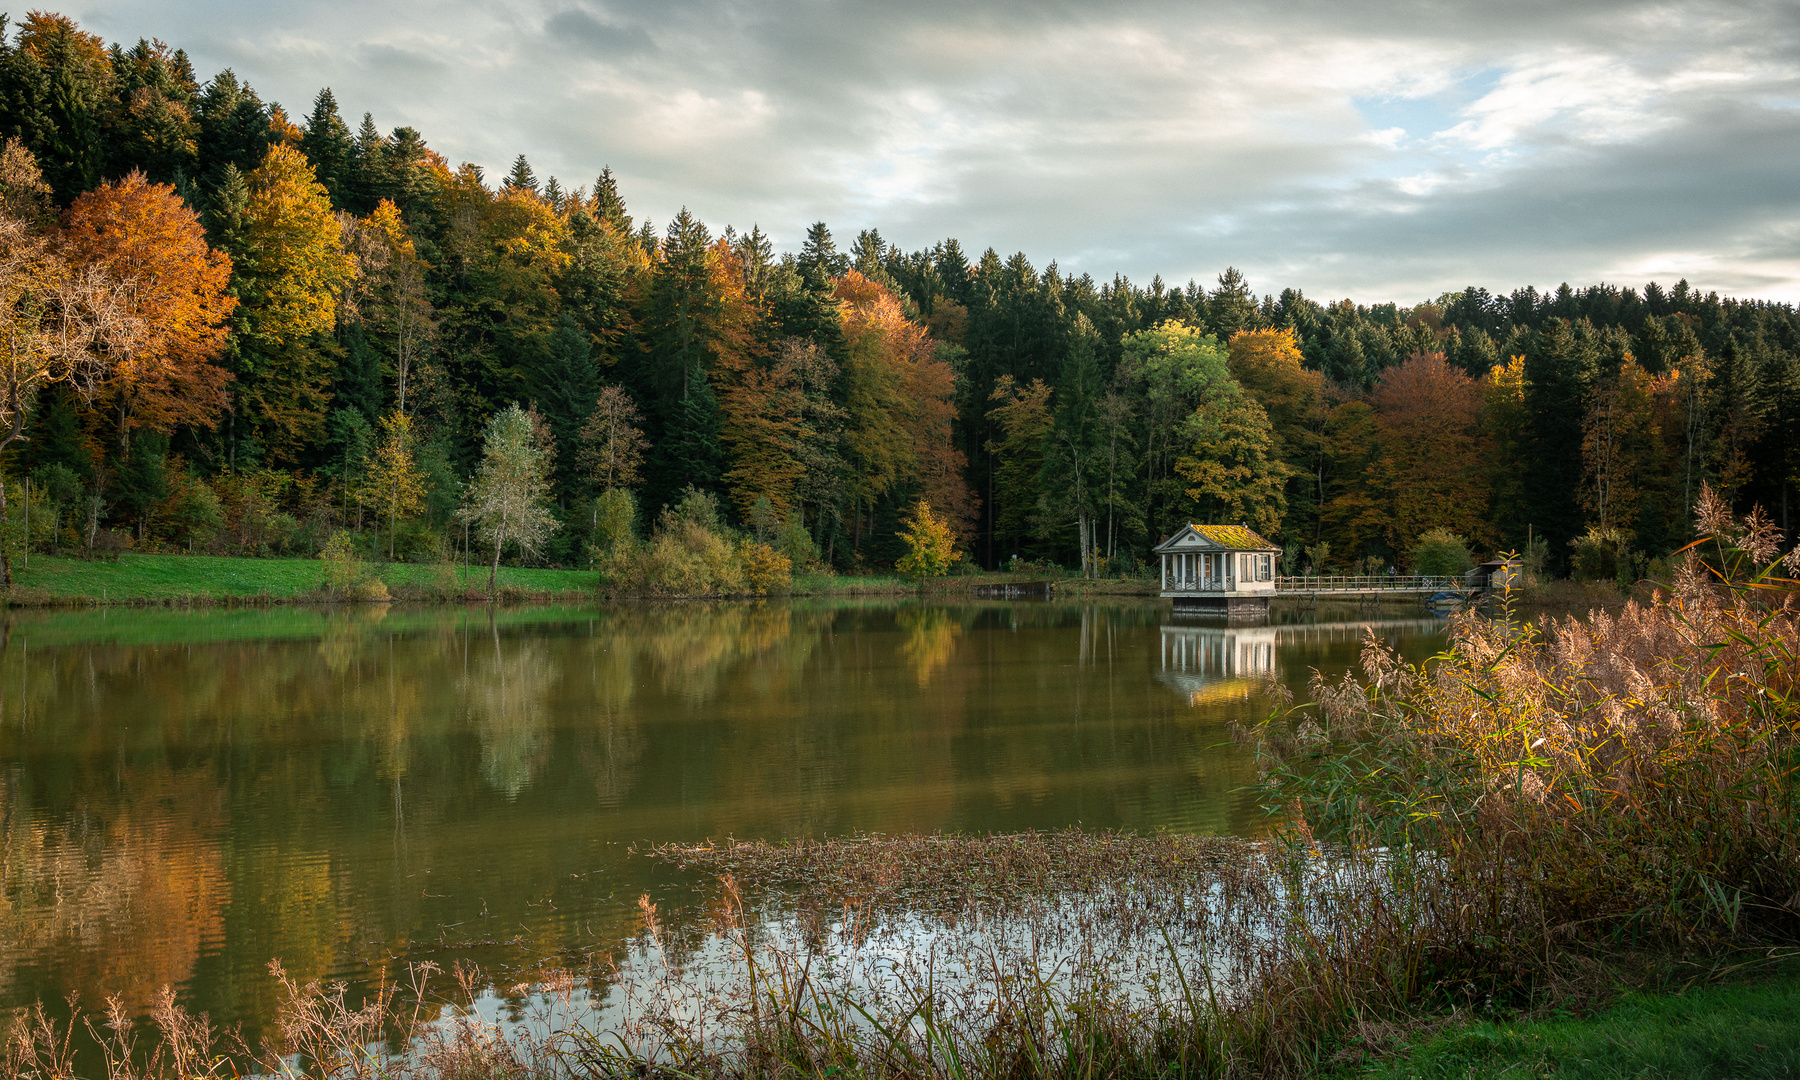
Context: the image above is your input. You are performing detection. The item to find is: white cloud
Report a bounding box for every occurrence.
[62,0,1800,302]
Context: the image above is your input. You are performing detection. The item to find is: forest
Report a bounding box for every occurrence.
[0,10,1795,585]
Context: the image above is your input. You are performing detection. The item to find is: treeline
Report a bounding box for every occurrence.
[0,11,1794,582]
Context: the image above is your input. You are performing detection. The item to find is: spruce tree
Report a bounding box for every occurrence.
[300,87,355,208]
[593,166,631,232]
[530,315,600,498]
[504,154,538,195]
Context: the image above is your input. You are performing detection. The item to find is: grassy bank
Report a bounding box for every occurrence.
[1349,958,1800,1079]
[0,551,1155,606]
[1,552,599,605]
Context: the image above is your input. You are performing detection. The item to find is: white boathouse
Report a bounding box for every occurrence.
[1152,523,1282,615]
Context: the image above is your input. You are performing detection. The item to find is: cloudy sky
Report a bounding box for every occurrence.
[66,0,1800,304]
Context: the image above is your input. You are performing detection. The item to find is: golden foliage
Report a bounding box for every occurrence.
[59,170,235,444]
[896,499,958,578]
[239,143,356,349]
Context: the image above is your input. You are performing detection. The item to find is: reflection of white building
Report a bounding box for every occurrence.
[1157,619,1447,708]
[1152,524,1281,615]
[1156,624,1279,706]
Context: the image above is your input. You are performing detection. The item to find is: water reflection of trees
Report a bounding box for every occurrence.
[0,600,1302,1037]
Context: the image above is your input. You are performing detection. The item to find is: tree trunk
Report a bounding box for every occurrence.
[0,393,26,588]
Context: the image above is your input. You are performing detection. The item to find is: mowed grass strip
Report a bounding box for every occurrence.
[9,553,598,601]
[1355,966,1800,1080]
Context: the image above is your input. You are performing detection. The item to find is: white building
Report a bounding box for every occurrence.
[1151,523,1281,615]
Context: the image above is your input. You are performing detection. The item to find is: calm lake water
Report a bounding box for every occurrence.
[0,598,1446,1038]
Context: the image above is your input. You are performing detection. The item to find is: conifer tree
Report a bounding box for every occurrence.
[530,315,599,496]
[503,154,538,195]
[300,88,356,208]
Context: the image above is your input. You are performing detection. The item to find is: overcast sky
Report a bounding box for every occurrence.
[66,0,1800,305]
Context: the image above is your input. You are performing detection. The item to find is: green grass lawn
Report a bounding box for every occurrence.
[7,552,599,601]
[1353,964,1800,1079]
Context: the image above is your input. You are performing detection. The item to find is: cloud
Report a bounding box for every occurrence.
[64,0,1800,302]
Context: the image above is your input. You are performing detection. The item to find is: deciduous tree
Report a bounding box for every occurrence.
[59,169,235,451]
[230,142,357,462]
[362,409,425,559]
[576,384,649,494]
[463,402,557,587]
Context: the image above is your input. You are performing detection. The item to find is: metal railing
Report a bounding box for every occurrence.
[1273,575,1468,594]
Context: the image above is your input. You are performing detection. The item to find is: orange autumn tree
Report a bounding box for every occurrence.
[1365,351,1492,555]
[59,170,235,453]
[834,271,976,543]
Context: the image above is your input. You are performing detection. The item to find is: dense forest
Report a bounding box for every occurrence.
[0,11,1794,582]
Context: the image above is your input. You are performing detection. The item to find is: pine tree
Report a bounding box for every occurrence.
[116,430,169,538]
[1206,267,1257,339]
[1042,314,1104,573]
[1524,319,1605,564]
[593,166,631,232]
[333,320,385,421]
[798,221,847,290]
[660,362,723,496]
[530,315,599,497]
[300,87,356,208]
[504,154,538,195]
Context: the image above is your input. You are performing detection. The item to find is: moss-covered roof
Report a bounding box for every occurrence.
[1155,524,1279,551]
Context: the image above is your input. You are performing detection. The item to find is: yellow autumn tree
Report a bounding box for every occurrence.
[343,199,435,414]
[896,499,958,578]
[361,410,426,560]
[234,143,356,462]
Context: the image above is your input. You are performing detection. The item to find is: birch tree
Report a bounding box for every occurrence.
[464,403,557,587]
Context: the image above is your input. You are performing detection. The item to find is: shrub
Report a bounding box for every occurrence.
[1570,525,1636,584]
[1408,527,1473,576]
[606,516,746,597]
[1303,539,1331,575]
[318,531,390,601]
[587,488,637,569]
[163,473,224,551]
[775,514,819,569]
[740,540,792,595]
[90,527,132,559]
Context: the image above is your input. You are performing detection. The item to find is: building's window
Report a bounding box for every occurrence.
[1259,554,1272,581]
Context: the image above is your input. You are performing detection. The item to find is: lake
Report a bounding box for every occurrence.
[0,598,1447,1040]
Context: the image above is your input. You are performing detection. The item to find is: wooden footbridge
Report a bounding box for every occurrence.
[1273,575,1479,605]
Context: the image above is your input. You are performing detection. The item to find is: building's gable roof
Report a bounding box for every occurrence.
[1152,523,1280,553]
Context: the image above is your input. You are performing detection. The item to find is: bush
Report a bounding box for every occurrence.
[1408,527,1473,576]
[775,514,819,569]
[587,488,637,569]
[163,473,224,551]
[1571,525,1636,584]
[318,531,390,601]
[739,540,792,595]
[90,527,132,559]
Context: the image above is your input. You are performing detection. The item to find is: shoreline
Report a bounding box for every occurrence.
[0,551,1631,614]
